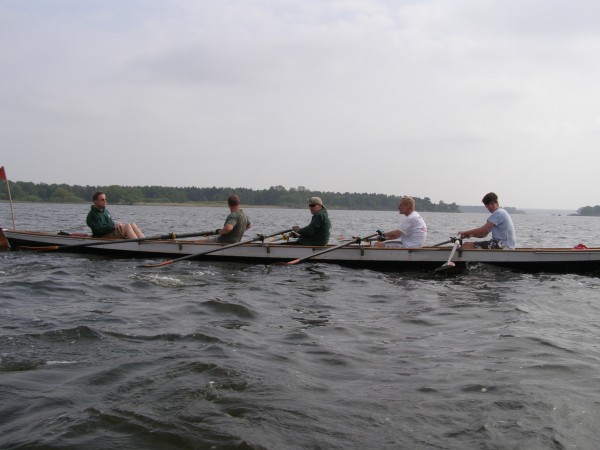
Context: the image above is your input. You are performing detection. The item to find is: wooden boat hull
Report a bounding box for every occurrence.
[3,229,600,273]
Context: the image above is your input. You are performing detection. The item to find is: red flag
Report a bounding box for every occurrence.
[0,166,6,181]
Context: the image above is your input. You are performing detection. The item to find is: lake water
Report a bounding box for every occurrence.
[1,203,600,449]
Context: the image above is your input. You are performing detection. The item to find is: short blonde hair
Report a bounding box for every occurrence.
[399,196,415,208]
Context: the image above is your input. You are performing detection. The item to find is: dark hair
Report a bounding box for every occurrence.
[92,191,105,201]
[481,192,498,205]
[228,194,240,206]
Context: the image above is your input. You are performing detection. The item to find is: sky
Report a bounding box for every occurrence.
[1,0,599,210]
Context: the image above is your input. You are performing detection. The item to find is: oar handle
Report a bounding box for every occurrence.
[165,230,218,240]
[430,236,463,248]
[141,228,293,268]
[284,232,378,266]
[19,229,218,252]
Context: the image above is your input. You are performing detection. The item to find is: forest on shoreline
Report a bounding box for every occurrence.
[0,181,460,212]
[1,180,597,215]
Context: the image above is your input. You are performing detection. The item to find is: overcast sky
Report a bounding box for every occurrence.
[1,0,599,210]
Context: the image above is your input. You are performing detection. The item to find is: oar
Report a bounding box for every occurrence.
[140,228,293,268]
[278,232,379,266]
[435,237,462,271]
[18,230,218,252]
[431,239,453,247]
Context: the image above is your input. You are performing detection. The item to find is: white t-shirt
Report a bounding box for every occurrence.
[489,208,516,249]
[387,211,428,248]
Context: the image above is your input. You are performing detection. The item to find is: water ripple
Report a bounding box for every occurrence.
[3,207,600,449]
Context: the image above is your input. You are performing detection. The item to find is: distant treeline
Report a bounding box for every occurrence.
[459,205,526,214]
[577,205,600,216]
[0,181,460,212]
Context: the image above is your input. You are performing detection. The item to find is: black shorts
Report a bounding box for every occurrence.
[473,239,506,249]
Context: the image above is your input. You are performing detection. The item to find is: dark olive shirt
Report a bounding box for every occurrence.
[86,206,115,237]
[297,208,331,246]
[218,209,251,244]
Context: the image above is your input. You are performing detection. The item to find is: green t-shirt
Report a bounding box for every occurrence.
[86,206,115,237]
[297,208,331,246]
[218,209,251,244]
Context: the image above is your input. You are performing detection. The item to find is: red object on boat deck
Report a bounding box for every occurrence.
[0,228,10,250]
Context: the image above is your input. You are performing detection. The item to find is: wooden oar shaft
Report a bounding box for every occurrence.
[446,241,459,263]
[19,229,218,251]
[141,228,293,268]
[285,233,378,266]
[435,238,461,271]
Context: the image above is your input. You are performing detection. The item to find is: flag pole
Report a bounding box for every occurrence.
[0,166,16,230]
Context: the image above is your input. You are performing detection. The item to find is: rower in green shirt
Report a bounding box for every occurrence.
[290,197,331,246]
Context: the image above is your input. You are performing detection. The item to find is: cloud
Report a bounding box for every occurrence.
[1,0,600,209]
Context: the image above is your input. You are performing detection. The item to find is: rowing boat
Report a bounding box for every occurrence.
[3,228,600,273]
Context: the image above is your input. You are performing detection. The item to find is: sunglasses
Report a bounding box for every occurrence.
[308,204,317,207]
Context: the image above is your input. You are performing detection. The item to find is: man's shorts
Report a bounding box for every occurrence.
[473,239,506,249]
[101,229,126,239]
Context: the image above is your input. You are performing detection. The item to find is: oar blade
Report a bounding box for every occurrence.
[285,259,302,266]
[18,245,61,251]
[139,260,176,268]
[434,261,456,272]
